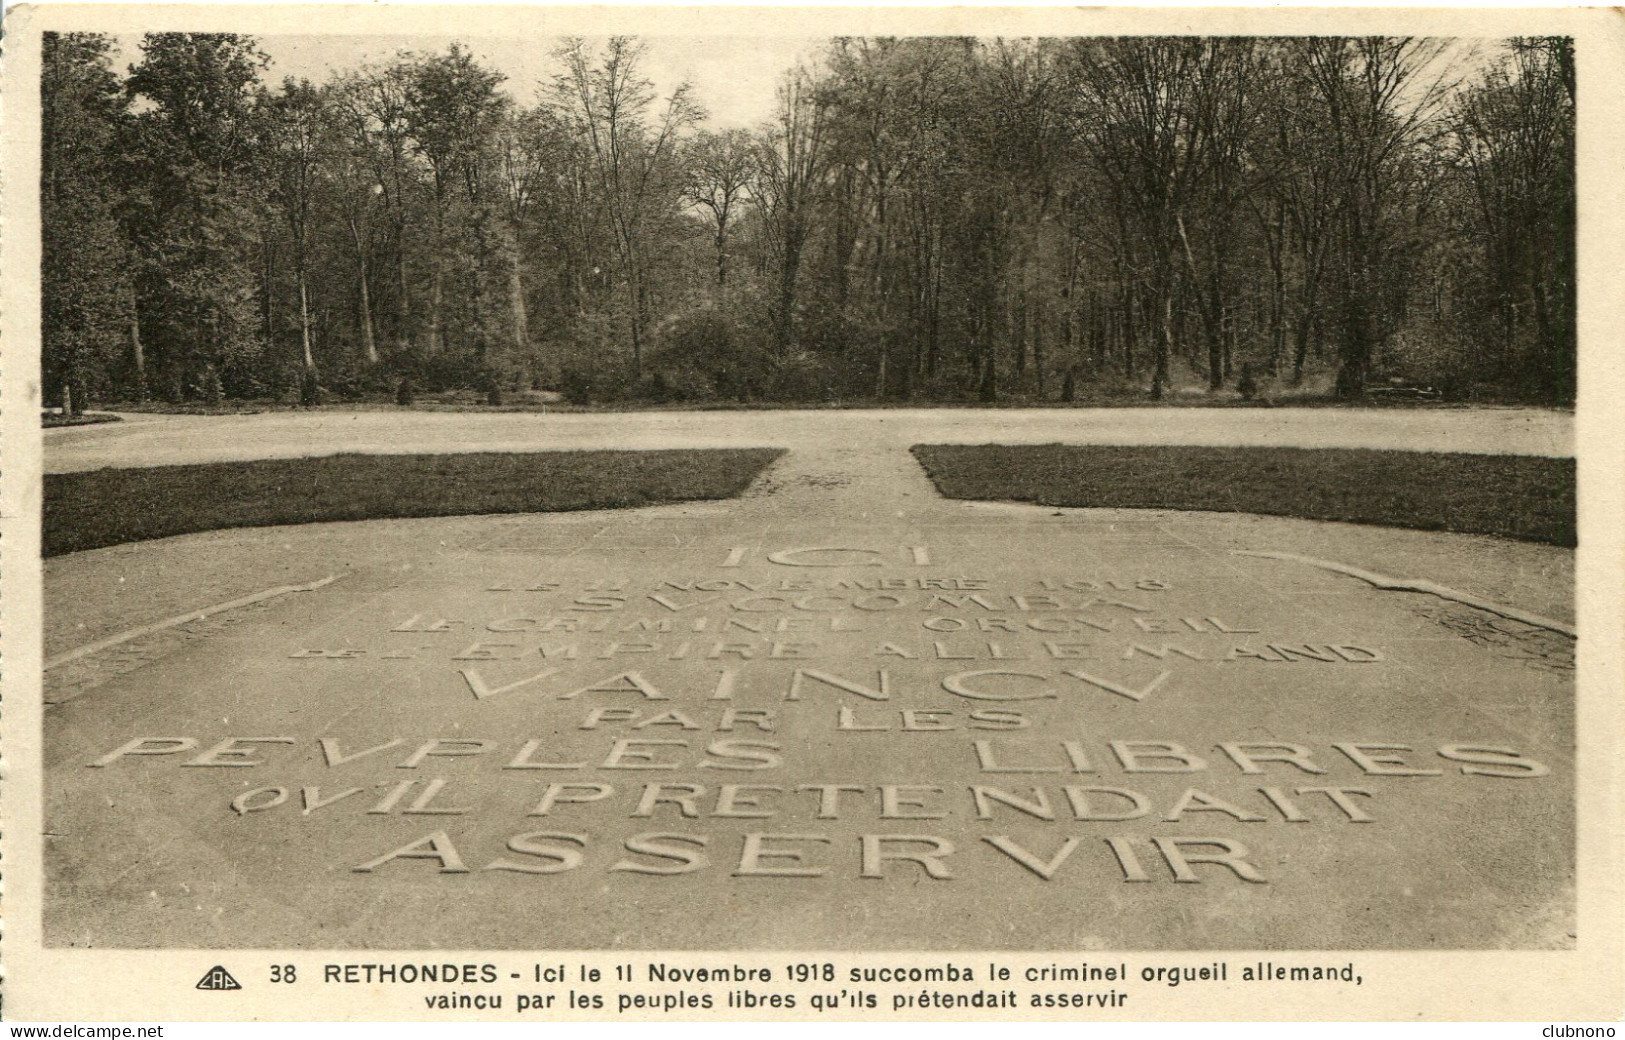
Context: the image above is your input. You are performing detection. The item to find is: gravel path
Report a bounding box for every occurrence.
[45,405,1573,473]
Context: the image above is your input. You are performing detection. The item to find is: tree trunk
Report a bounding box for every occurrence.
[1094,306,1108,368]
[775,238,804,358]
[396,221,412,353]
[426,270,443,355]
[426,195,446,356]
[470,212,491,368]
[1268,256,1285,376]
[349,218,378,366]
[358,273,378,365]
[926,245,942,380]
[1206,318,1224,392]
[261,235,276,345]
[1033,299,1046,397]
[629,264,647,378]
[1120,281,1137,378]
[1291,256,1326,386]
[979,301,998,403]
[298,271,316,372]
[510,258,531,357]
[1012,295,1026,384]
[1175,215,1219,390]
[833,173,855,308]
[1334,303,1370,399]
[1061,287,1075,359]
[129,317,146,397]
[1153,291,1173,401]
[1292,310,1315,385]
[1268,207,1286,375]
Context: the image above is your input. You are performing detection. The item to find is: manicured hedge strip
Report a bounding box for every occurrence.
[911,444,1574,546]
[45,449,783,556]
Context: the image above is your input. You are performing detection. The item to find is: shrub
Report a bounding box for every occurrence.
[198,364,224,404]
[652,305,772,402]
[1238,362,1259,401]
[766,351,830,403]
[299,368,324,407]
[560,367,596,406]
[324,361,369,402]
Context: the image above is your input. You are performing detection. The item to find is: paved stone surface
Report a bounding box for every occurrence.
[45,406,1574,473]
[43,438,1573,950]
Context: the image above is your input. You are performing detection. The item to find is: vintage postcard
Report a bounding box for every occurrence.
[1,2,1621,1025]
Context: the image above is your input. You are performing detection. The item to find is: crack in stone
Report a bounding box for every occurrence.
[1411,604,1574,673]
[1233,549,1574,637]
[44,574,343,672]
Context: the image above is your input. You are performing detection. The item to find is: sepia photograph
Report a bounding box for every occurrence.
[3,1,1621,1024]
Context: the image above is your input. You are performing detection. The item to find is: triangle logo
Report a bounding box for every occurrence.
[196,965,242,991]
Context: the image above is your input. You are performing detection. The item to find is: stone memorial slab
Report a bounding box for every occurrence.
[42,448,1573,950]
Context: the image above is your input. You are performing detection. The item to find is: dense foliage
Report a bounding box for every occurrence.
[41,33,1575,412]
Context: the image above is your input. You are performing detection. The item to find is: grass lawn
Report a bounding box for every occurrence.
[45,449,783,556]
[911,444,1575,547]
